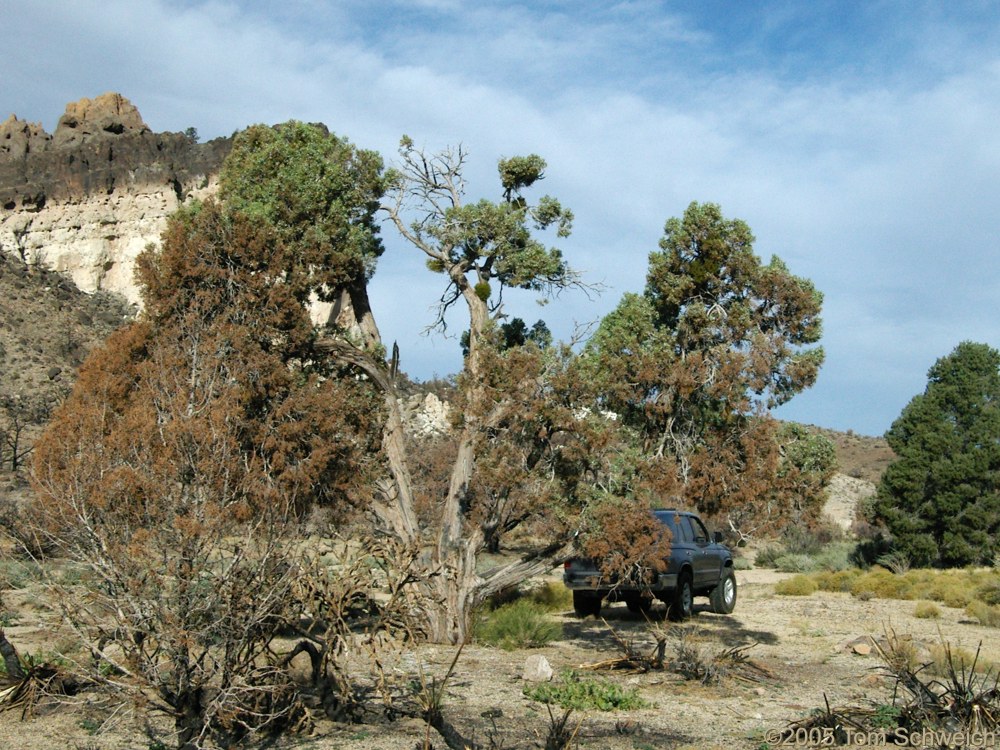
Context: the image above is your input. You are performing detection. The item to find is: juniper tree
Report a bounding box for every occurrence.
[583,202,828,537]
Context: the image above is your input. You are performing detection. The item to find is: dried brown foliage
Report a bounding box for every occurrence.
[582,203,828,540]
[27,202,385,749]
[580,499,672,582]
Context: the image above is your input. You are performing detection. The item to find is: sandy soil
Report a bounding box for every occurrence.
[3,566,998,750]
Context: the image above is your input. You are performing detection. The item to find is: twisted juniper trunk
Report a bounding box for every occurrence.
[175,688,205,750]
[0,629,25,680]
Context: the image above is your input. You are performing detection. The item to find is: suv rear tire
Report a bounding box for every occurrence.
[573,590,602,618]
[624,594,653,614]
[668,571,693,621]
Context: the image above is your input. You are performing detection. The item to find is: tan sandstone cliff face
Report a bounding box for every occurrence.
[0,94,229,304]
[1,180,220,304]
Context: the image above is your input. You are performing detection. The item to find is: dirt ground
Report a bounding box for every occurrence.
[3,565,999,750]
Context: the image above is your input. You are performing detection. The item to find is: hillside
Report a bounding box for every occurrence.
[806,424,894,485]
[0,252,132,475]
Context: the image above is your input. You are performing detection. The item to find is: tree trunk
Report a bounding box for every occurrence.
[174,688,205,750]
[320,276,570,645]
[0,629,25,680]
[328,278,382,350]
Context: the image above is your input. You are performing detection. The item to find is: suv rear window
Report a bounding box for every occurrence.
[654,511,687,541]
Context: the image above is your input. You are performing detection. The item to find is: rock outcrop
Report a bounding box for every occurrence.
[0,94,230,302]
[402,393,453,437]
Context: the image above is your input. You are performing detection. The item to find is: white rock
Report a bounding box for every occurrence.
[522,654,553,682]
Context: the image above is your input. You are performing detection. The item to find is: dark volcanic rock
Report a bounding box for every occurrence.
[0,115,51,158]
[0,93,231,210]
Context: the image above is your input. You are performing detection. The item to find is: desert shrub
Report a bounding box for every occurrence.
[914,601,940,619]
[814,568,861,593]
[876,550,912,575]
[966,600,1000,628]
[772,554,817,573]
[793,567,1000,612]
[975,580,1000,606]
[812,542,856,572]
[755,536,853,574]
[774,575,817,596]
[0,596,15,627]
[754,544,785,568]
[849,568,910,600]
[0,558,43,590]
[939,579,977,609]
[782,520,843,555]
[529,581,574,611]
[524,671,649,711]
[879,629,922,672]
[927,643,996,676]
[476,599,562,650]
[774,553,816,573]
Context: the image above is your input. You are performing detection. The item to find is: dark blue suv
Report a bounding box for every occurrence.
[563,510,736,620]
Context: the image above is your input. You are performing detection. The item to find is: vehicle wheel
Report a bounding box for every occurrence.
[709,569,737,614]
[668,572,693,622]
[573,591,602,618]
[624,594,653,614]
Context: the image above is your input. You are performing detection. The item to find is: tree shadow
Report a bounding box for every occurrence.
[559,600,779,651]
[695,612,779,647]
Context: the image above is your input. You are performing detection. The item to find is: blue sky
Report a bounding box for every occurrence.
[4,0,1000,436]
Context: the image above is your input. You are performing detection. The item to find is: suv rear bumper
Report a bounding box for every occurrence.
[563,570,680,594]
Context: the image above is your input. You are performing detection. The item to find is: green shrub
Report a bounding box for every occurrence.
[773,554,817,573]
[754,545,785,568]
[812,542,856,572]
[774,575,817,596]
[475,599,562,650]
[529,582,573,611]
[524,671,650,711]
[913,601,940,619]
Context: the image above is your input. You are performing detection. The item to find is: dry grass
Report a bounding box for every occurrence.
[774,575,818,596]
[788,565,1000,614]
[967,600,1000,628]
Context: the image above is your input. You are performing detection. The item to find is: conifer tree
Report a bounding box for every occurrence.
[873,341,1000,567]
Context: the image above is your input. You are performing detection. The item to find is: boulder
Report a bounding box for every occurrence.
[522,654,553,682]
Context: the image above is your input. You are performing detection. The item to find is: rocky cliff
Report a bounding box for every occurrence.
[0,94,451,438]
[0,93,230,303]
